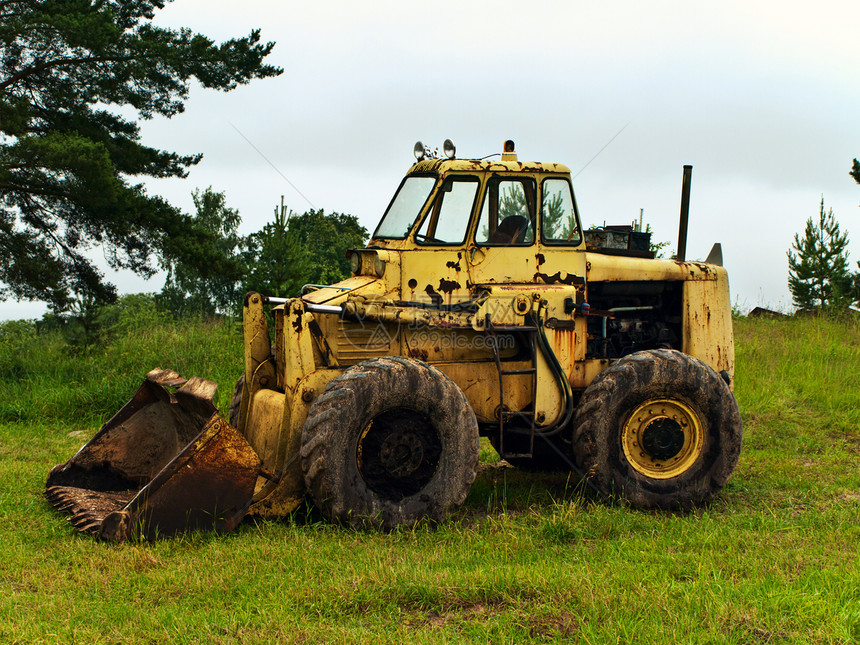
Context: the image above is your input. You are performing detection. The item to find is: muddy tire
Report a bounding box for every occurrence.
[572,349,742,509]
[228,374,244,428]
[300,357,479,529]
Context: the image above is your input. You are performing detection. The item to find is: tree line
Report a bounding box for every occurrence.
[31,195,366,345]
[158,191,366,318]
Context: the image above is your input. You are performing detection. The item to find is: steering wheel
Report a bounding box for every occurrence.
[415,233,445,244]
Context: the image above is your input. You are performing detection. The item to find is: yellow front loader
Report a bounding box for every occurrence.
[47,141,742,540]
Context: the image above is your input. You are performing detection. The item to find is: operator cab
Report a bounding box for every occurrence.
[369,139,584,252]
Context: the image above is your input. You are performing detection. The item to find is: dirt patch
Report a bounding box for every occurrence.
[722,616,790,643]
[528,610,582,640]
[401,592,527,630]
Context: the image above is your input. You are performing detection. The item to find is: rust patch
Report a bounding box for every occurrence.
[446,260,462,271]
[408,348,429,362]
[308,319,335,366]
[533,271,585,286]
[499,284,565,291]
[536,253,546,267]
[424,285,443,307]
[438,278,461,294]
[292,310,303,332]
[545,319,577,330]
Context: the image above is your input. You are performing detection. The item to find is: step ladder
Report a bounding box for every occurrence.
[485,314,538,460]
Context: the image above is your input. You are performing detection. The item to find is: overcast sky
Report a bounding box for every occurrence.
[3,0,859,320]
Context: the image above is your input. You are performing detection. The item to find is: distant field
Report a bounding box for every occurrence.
[0,313,858,643]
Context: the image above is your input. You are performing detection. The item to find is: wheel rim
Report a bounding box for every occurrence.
[621,399,704,479]
[357,407,442,501]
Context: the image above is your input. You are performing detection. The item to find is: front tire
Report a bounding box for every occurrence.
[300,357,479,529]
[572,349,742,509]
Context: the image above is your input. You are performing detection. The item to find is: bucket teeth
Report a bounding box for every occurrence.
[69,512,91,526]
[44,485,137,538]
[76,521,102,535]
[69,511,102,534]
[45,487,63,503]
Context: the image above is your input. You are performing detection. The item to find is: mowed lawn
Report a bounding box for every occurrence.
[0,313,858,644]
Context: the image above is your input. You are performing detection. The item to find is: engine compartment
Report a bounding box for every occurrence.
[585,281,683,359]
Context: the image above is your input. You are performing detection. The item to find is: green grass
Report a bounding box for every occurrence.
[1,314,859,643]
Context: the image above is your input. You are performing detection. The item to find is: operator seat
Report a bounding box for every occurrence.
[489,215,530,244]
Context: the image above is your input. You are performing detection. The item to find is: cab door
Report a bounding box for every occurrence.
[468,174,587,427]
[466,174,540,286]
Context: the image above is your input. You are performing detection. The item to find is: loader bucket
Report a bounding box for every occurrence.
[45,369,262,541]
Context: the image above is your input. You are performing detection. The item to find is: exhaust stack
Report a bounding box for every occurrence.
[677,165,692,261]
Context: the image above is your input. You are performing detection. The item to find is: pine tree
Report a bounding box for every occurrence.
[0,1,280,311]
[787,197,853,313]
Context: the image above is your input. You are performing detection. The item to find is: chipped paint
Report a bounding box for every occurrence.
[533,271,585,286]
[424,284,443,306]
[438,278,461,294]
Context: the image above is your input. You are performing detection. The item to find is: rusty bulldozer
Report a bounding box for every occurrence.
[47,140,742,540]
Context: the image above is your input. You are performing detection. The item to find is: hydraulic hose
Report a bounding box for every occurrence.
[505,305,574,438]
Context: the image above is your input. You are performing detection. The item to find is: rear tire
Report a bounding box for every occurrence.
[572,349,742,509]
[300,357,479,529]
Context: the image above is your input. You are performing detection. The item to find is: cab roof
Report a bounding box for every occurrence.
[407,158,572,175]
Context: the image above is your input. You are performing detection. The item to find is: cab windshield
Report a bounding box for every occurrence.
[373,176,436,239]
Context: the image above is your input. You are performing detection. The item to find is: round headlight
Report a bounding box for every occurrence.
[443,139,456,159]
[349,252,361,274]
[374,256,386,278]
[413,141,425,161]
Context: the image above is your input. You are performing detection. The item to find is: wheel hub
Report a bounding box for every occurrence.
[641,418,685,460]
[378,431,424,477]
[357,407,442,501]
[621,399,704,479]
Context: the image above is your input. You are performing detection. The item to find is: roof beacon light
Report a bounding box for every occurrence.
[502,139,517,161]
[443,139,456,159]
[413,141,426,161]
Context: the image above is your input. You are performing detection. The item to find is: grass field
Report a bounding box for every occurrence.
[1,312,858,643]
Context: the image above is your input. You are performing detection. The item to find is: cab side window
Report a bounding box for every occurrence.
[475,177,536,245]
[540,178,581,244]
